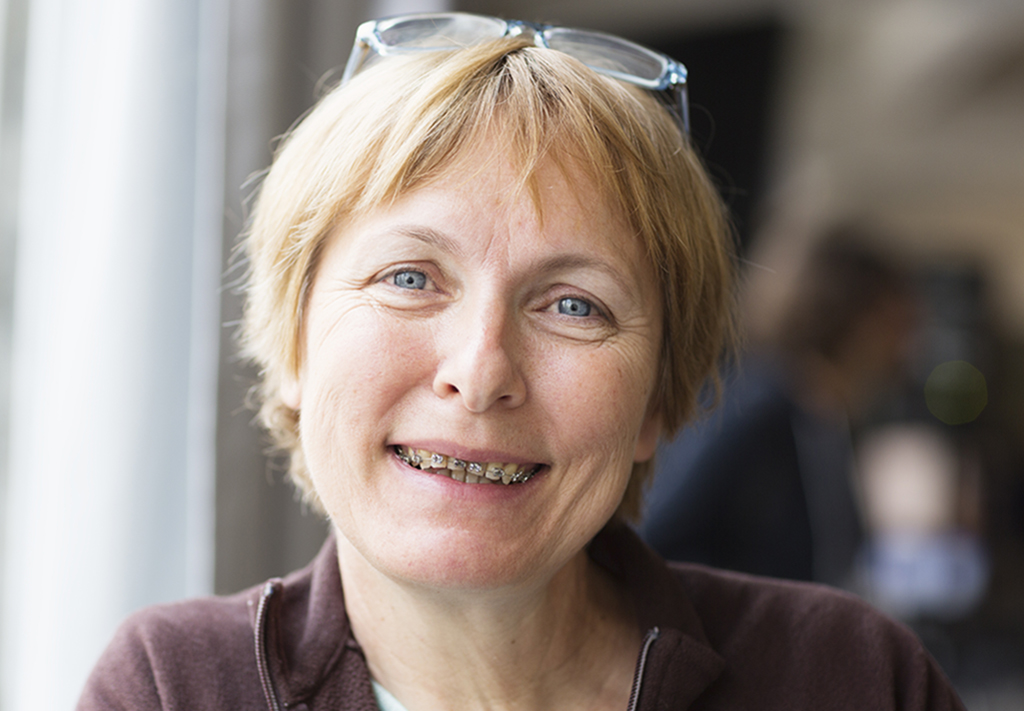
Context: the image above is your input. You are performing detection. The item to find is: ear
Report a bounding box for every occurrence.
[280,370,303,410]
[634,410,662,463]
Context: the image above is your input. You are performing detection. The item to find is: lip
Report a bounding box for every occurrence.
[392,439,546,468]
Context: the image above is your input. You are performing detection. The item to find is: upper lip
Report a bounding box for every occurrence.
[392,440,545,466]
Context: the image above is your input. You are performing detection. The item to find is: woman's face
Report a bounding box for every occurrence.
[284,143,662,591]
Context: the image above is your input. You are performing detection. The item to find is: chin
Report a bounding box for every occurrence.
[341,521,567,593]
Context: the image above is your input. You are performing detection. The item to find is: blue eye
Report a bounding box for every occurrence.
[393,270,427,289]
[558,297,592,317]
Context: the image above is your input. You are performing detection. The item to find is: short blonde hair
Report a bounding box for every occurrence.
[241,38,734,521]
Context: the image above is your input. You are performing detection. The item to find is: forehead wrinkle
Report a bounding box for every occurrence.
[383,217,515,277]
[535,252,643,294]
[387,224,468,259]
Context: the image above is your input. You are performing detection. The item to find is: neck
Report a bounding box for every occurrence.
[336,529,640,711]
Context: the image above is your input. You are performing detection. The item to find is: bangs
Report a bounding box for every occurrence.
[347,39,667,230]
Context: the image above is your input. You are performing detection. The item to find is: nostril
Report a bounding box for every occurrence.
[431,329,526,411]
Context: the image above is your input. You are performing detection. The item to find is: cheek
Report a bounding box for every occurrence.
[299,309,434,489]
[529,346,653,549]
[305,303,427,401]
[534,340,658,462]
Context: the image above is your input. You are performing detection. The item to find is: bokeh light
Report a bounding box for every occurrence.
[924,360,988,425]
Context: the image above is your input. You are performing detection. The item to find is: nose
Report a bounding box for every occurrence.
[432,300,527,412]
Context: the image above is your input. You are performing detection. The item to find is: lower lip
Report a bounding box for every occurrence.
[390,452,543,501]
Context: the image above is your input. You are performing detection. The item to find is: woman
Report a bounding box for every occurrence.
[80,13,963,710]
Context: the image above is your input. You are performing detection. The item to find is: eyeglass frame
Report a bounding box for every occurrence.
[342,12,691,135]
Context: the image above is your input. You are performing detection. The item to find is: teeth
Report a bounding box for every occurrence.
[502,462,517,485]
[394,446,538,486]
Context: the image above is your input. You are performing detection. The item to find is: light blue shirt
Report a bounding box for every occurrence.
[372,680,411,711]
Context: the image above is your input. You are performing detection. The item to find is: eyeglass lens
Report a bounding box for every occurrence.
[376,14,505,50]
[542,29,667,87]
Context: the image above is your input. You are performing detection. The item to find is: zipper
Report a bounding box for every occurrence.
[626,627,660,711]
[255,581,283,711]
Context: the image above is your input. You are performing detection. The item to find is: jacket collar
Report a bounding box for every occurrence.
[591,521,726,708]
[249,534,365,707]
[255,523,724,708]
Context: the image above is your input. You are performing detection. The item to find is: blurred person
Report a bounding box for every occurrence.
[77,15,959,710]
[641,231,918,587]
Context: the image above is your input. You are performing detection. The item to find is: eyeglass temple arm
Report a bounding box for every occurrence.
[679,84,691,136]
[342,21,381,85]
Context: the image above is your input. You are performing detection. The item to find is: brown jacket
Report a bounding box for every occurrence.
[78,523,965,710]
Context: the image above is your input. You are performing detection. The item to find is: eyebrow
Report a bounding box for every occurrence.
[388,224,639,290]
[388,225,466,258]
[533,253,636,288]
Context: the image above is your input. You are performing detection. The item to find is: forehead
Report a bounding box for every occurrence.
[396,138,634,252]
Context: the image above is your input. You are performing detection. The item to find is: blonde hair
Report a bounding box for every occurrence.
[241,38,734,521]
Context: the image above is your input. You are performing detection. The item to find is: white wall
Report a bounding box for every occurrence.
[0,0,226,707]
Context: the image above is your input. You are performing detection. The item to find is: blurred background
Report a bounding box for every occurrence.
[0,0,1022,708]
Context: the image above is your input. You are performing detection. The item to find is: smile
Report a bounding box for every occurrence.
[393,445,541,485]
